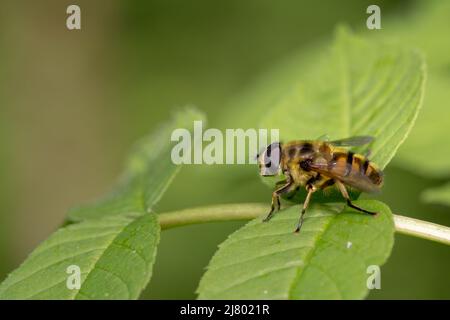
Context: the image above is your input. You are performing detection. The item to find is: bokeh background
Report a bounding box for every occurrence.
[0,0,449,299]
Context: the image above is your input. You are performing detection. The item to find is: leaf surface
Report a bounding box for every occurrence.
[0,214,159,299]
[198,200,394,299]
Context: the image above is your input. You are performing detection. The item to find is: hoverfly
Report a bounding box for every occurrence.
[257,136,383,233]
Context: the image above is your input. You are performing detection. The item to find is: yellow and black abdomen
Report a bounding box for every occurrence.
[331,150,383,186]
[361,156,383,186]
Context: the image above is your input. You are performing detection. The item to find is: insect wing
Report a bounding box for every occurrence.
[309,160,381,193]
[338,172,381,193]
[329,136,374,147]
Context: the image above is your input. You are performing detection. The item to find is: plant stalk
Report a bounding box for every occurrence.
[157,203,450,246]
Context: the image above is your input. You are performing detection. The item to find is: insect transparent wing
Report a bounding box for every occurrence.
[329,136,374,147]
[338,172,381,193]
[309,161,381,194]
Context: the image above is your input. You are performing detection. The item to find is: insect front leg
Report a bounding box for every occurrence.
[335,180,377,215]
[263,179,295,222]
[294,184,316,233]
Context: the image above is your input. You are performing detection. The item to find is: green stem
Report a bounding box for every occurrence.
[393,215,450,246]
[158,203,450,246]
[158,203,267,229]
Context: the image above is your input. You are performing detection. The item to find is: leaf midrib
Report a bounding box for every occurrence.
[287,212,336,299]
[72,216,142,300]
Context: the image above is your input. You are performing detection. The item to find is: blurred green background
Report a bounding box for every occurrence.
[0,0,449,299]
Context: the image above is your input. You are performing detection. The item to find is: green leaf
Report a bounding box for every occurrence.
[421,183,450,207]
[68,108,206,221]
[260,27,425,170]
[197,200,394,299]
[0,108,204,299]
[0,214,159,299]
[385,1,450,177]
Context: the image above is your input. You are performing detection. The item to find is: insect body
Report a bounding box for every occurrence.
[257,136,383,233]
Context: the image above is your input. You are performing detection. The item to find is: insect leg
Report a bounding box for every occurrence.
[263,180,295,222]
[275,179,287,188]
[294,185,316,233]
[335,180,377,215]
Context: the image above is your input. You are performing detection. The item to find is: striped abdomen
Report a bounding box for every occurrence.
[330,151,383,186]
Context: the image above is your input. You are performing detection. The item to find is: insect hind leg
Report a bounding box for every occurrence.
[335,180,377,216]
[345,199,377,215]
